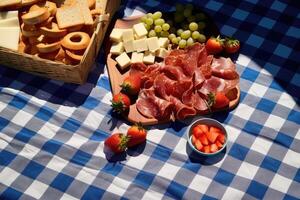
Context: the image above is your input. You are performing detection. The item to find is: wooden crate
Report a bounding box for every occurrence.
[0,0,121,84]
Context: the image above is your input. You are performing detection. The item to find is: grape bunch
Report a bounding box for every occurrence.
[140,11,171,38]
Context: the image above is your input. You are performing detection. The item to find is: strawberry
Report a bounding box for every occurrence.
[192,134,197,145]
[127,123,147,147]
[198,124,209,134]
[207,92,230,109]
[104,133,128,153]
[203,145,210,153]
[195,140,203,151]
[120,75,141,96]
[192,126,203,138]
[198,133,209,146]
[111,92,131,113]
[205,35,224,55]
[210,126,222,134]
[217,134,225,144]
[210,144,218,153]
[205,128,219,144]
[224,37,240,54]
[215,140,223,149]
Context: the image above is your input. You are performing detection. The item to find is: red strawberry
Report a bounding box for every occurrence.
[127,123,147,147]
[104,133,128,153]
[120,75,141,96]
[207,92,230,109]
[205,35,224,55]
[192,134,197,145]
[205,129,219,144]
[215,140,223,149]
[199,133,209,146]
[217,134,225,144]
[224,37,240,54]
[198,124,209,134]
[192,126,203,138]
[195,140,203,151]
[203,145,210,153]
[210,144,218,153]
[111,93,131,113]
[210,126,222,134]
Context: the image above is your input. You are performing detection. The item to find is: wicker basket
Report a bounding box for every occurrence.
[0,0,121,84]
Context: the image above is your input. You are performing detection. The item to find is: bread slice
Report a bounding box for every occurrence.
[75,0,93,25]
[56,5,85,29]
[0,0,21,9]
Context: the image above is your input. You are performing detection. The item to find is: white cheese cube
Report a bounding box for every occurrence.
[158,37,169,48]
[131,52,144,63]
[110,28,124,42]
[0,11,18,20]
[146,37,160,53]
[110,42,124,55]
[123,40,134,53]
[133,22,148,38]
[115,52,131,69]
[156,48,169,58]
[122,29,134,42]
[133,38,148,52]
[134,34,147,40]
[143,51,155,64]
[0,27,20,50]
[0,17,19,27]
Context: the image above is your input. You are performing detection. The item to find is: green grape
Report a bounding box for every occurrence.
[181,23,189,30]
[148,30,156,37]
[154,25,162,33]
[187,16,196,23]
[183,8,192,18]
[186,4,194,11]
[171,37,179,45]
[147,13,153,18]
[198,22,206,30]
[154,19,165,26]
[177,29,183,36]
[192,31,200,40]
[180,30,191,39]
[152,11,162,20]
[177,36,182,41]
[187,37,194,46]
[174,13,185,23]
[160,31,169,37]
[175,3,184,12]
[143,23,151,31]
[195,13,206,21]
[189,22,198,31]
[145,18,153,26]
[162,23,170,31]
[198,34,206,43]
[168,33,176,40]
[178,39,187,48]
[140,15,147,23]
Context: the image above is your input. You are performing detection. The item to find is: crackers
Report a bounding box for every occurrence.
[75,0,93,25]
[56,5,84,29]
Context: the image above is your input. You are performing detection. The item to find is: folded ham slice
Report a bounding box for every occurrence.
[211,57,239,80]
[170,96,196,120]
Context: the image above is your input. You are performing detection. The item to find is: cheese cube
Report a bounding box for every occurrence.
[158,37,169,48]
[123,40,134,53]
[156,48,169,58]
[122,29,134,42]
[0,17,19,27]
[146,37,160,53]
[143,51,155,64]
[133,38,148,52]
[0,27,20,50]
[115,52,131,69]
[133,22,148,38]
[131,52,144,63]
[110,42,124,55]
[109,28,124,42]
[134,34,147,40]
[0,11,18,20]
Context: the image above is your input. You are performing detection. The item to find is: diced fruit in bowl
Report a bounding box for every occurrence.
[187,118,227,156]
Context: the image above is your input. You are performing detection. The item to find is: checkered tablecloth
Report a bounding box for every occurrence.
[0,0,300,199]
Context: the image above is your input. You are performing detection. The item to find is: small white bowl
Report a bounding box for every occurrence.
[187,118,228,156]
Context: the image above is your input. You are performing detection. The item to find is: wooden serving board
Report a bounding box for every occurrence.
[106,16,240,125]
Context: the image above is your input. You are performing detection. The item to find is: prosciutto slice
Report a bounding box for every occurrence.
[199,76,239,95]
[136,89,173,119]
[170,96,196,120]
[211,57,239,79]
[153,74,176,100]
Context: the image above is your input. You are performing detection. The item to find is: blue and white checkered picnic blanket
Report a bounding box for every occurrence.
[1,0,300,199]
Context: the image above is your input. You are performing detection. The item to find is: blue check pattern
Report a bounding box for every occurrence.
[1,0,300,199]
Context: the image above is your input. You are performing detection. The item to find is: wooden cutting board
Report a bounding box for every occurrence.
[106,16,240,125]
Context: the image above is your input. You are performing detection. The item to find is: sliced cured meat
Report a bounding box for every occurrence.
[130,62,147,76]
[211,57,239,80]
[182,85,208,112]
[136,89,173,119]
[170,96,196,120]
[169,49,186,56]
[194,68,205,89]
[199,55,213,79]
[199,76,239,95]
[181,43,203,76]
[165,55,184,68]
[153,74,176,100]
[141,63,161,88]
[160,65,188,81]
[172,79,193,98]
[198,44,208,66]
